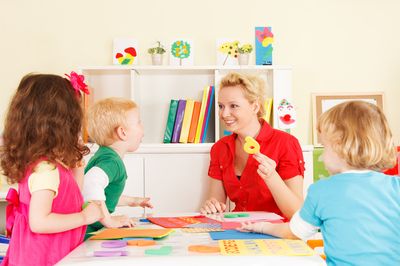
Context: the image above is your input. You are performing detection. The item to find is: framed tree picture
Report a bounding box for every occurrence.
[312,92,384,146]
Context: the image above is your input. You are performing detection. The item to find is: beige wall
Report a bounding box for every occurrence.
[1,0,399,145]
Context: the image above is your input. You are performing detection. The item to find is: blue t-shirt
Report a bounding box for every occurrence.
[300,171,400,266]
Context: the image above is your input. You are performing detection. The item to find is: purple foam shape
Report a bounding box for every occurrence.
[101,240,127,248]
[94,250,129,257]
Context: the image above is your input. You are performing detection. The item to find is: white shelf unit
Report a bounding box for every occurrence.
[81,65,292,147]
[80,65,312,215]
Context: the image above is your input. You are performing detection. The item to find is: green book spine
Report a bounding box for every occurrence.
[163,99,179,143]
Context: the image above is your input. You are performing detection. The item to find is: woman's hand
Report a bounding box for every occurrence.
[200,198,226,214]
[253,153,278,181]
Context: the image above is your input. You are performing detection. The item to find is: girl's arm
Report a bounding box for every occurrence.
[98,201,135,228]
[253,153,303,219]
[200,178,227,214]
[117,195,153,208]
[29,189,103,234]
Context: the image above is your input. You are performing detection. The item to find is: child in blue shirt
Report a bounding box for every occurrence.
[240,101,400,266]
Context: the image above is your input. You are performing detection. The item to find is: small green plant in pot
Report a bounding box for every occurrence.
[238,43,253,65]
[148,41,166,65]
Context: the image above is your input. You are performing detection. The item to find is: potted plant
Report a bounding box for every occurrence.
[148,41,166,65]
[238,43,253,65]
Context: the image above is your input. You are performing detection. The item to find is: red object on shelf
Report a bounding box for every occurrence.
[383,146,400,176]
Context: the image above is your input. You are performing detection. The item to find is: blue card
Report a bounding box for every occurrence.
[209,230,278,240]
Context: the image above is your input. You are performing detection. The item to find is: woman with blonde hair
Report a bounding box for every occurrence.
[200,72,305,220]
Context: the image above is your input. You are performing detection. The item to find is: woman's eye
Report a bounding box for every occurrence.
[231,104,238,108]
[218,104,223,109]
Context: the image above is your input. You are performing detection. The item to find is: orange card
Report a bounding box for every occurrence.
[90,228,173,240]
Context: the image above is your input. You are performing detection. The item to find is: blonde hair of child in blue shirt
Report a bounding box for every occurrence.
[239,101,400,266]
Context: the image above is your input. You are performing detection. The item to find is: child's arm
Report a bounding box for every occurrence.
[117,195,153,208]
[238,211,319,240]
[29,189,103,234]
[98,201,135,228]
[239,221,298,239]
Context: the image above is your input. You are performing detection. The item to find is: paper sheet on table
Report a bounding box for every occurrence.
[208,211,283,223]
[89,228,173,240]
[219,239,315,256]
[210,230,278,240]
[148,216,220,228]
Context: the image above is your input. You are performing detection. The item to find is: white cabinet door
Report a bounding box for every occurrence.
[144,153,210,214]
[113,154,145,217]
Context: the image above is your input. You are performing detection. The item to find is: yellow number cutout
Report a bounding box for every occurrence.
[243,136,260,154]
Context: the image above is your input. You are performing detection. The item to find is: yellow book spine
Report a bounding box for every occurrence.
[179,99,195,143]
[263,98,273,123]
[194,87,209,143]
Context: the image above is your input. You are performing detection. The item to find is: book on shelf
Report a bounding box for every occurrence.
[200,86,215,143]
[179,99,195,143]
[171,100,186,143]
[163,99,179,143]
[263,98,273,124]
[187,101,201,143]
[194,87,210,143]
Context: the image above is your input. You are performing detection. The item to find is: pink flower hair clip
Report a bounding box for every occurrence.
[65,71,90,96]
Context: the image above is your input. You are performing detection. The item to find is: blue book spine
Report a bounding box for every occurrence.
[201,86,214,143]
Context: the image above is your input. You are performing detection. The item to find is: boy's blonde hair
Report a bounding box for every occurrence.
[87,98,137,146]
[220,72,267,119]
[317,100,396,171]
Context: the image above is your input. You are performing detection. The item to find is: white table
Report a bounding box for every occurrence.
[57,213,325,266]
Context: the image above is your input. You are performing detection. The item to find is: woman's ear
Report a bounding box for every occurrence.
[253,102,260,114]
[115,126,128,141]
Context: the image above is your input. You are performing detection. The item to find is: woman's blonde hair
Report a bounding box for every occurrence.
[219,72,266,119]
[87,98,137,146]
[317,100,396,171]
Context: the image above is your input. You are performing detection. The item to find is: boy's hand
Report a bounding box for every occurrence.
[82,201,104,225]
[128,197,153,209]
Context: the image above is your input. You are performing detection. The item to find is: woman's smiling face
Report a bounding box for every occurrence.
[218,85,259,134]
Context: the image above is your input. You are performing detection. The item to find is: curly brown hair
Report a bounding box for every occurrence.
[0,73,89,184]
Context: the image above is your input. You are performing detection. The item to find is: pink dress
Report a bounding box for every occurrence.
[2,161,86,266]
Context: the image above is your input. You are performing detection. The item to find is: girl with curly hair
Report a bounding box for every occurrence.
[0,73,103,266]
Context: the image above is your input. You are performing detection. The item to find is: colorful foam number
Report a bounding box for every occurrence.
[243,136,260,154]
[101,240,127,248]
[93,250,128,257]
[188,245,221,253]
[224,213,250,218]
[127,239,156,246]
[145,246,173,256]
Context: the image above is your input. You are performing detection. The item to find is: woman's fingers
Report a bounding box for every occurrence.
[200,199,226,214]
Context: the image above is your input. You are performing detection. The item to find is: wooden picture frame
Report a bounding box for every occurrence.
[312,92,384,146]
